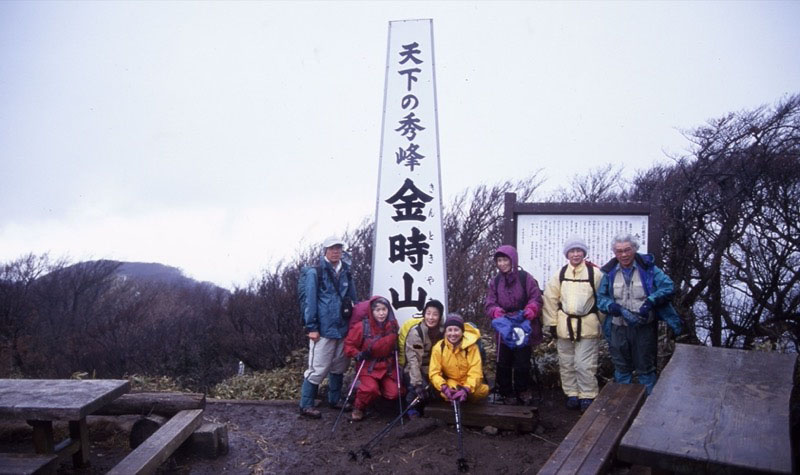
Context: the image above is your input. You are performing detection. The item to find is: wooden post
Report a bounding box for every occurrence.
[29,420,54,454]
[68,418,90,467]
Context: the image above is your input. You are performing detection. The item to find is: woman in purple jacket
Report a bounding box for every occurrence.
[485,245,543,405]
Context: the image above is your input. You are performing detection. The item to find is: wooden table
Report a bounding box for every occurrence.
[617,344,796,474]
[0,379,130,468]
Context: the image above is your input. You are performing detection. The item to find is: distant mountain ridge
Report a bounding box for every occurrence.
[117,261,188,284]
[51,260,226,292]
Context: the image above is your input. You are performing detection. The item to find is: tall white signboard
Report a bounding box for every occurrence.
[516,214,649,284]
[372,19,447,325]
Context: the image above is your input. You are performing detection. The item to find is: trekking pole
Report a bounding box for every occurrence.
[452,399,469,472]
[394,349,404,426]
[331,360,366,434]
[348,392,424,461]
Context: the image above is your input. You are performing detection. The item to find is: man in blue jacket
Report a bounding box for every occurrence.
[596,234,682,395]
[299,236,358,419]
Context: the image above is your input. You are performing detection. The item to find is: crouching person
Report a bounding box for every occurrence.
[403,299,445,418]
[344,296,403,421]
[429,314,489,404]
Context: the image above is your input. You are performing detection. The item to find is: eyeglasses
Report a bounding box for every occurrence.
[613,247,634,256]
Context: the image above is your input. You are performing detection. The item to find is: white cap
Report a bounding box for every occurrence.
[323,236,345,249]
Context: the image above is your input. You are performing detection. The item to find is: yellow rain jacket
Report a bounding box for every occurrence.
[428,323,489,401]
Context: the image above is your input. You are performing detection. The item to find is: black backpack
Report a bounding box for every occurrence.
[556,263,599,341]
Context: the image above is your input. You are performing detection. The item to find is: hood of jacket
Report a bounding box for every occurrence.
[494,245,519,275]
[365,295,399,335]
[443,321,481,352]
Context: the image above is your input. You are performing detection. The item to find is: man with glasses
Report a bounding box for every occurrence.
[298,236,357,418]
[597,234,682,395]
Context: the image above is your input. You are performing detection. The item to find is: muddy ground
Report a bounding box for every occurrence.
[0,388,593,474]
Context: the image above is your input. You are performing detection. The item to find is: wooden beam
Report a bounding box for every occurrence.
[107,409,203,475]
[93,392,205,417]
[539,383,646,475]
[0,453,58,475]
[424,401,537,432]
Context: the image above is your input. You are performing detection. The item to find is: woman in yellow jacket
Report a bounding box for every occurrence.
[429,314,490,403]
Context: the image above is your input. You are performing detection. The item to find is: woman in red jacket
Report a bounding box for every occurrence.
[344,296,402,421]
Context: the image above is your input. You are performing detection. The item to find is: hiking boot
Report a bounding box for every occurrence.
[566,396,579,410]
[351,408,364,421]
[502,395,518,405]
[579,398,593,413]
[328,400,353,411]
[299,406,322,419]
[518,390,534,406]
[407,409,420,420]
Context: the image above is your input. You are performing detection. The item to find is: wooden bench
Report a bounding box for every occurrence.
[617,344,796,474]
[107,409,204,475]
[0,453,58,475]
[538,382,646,475]
[424,400,538,432]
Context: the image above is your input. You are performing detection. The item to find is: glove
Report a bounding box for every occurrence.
[638,299,654,318]
[549,326,558,339]
[620,307,642,327]
[355,350,371,362]
[607,303,623,316]
[441,385,454,399]
[523,308,535,320]
[492,308,505,319]
[452,387,469,402]
[414,384,428,402]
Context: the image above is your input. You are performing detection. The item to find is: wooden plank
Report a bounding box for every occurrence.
[93,392,205,417]
[538,383,645,475]
[0,379,130,420]
[108,409,204,475]
[0,453,58,475]
[580,384,645,472]
[424,400,537,432]
[618,344,796,474]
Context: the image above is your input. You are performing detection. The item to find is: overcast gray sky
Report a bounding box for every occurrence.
[1,1,798,288]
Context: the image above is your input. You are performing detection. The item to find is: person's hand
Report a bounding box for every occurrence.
[355,350,371,362]
[523,308,535,320]
[549,326,558,339]
[492,308,505,319]
[452,387,469,402]
[621,308,642,327]
[607,303,623,316]
[308,331,321,342]
[441,385,455,400]
[638,299,654,318]
[415,384,427,402]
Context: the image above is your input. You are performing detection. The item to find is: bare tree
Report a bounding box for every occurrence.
[634,94,800,349]
[550,164,628,203]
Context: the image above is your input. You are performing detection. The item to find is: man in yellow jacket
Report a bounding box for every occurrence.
[429,314,490,403]
[543,236,605,413]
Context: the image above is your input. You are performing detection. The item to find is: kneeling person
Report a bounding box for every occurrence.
[429,314,489,403]
[344,296,403,421]
[403,299,445,417]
